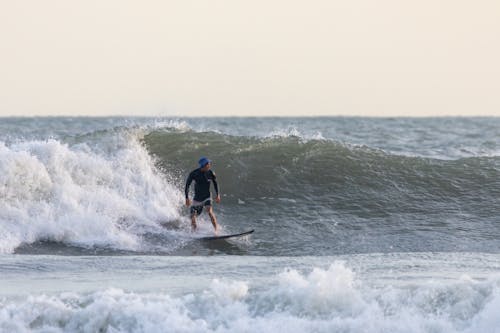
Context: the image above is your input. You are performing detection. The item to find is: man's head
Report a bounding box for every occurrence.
[198,157,212,171]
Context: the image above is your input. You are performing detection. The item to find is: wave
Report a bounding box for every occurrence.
[143,118,500,159]
[1,124,498,255]
[1,262,499,332]
[143,130,499,217]
[0,133,185,254]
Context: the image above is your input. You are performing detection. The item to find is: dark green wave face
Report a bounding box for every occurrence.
[143,130,500,255]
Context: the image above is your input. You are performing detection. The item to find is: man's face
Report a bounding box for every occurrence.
[201,162,211,171]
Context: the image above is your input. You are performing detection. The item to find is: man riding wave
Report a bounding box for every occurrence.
[185,157,221,234]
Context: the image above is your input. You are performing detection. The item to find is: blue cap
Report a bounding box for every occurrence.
[198,157,211,167]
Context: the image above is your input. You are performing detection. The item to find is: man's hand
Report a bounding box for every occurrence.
[215,195,221,204]
[185,198,191,207]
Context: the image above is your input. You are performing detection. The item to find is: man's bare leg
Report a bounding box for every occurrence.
[191,214,197,232]
[206,206,219,235]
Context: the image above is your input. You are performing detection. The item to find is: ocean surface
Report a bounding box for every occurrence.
[0,117,499,332]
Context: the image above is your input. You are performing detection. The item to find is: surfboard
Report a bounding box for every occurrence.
[197,229,254,241]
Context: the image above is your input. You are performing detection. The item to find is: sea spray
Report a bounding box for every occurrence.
[0,134,184,254]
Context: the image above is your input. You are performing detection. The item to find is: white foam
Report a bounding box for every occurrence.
[1,262,499,333]
[265,126,326,142]
[209,279,249,304]
[0,134,184,254]
[149,119,192,132]
[275,262,365,317]
[465,288,500,333]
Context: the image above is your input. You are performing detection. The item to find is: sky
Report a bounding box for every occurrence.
[0,1,499,117]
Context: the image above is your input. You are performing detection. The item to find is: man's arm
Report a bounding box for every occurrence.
[211,171,220,203]
[185,172,193,206]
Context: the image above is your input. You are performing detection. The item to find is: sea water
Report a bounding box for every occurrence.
[0,117,499,332]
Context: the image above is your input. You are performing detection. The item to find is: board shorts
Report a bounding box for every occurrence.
[190,198,212,216]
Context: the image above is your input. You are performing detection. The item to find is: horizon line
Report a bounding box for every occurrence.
[0,114,498,119]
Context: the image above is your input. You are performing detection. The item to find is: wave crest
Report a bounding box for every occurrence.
[0,136,183,254]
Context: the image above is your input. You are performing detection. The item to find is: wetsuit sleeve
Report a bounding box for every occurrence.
[211,171,219,196]
[185,172,193,199]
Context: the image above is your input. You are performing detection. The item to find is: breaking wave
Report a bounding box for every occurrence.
[1,262,499,333]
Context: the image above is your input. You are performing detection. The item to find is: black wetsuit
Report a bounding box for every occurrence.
[185,168,219,203]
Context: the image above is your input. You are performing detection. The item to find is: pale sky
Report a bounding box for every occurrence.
[1,1,499,117]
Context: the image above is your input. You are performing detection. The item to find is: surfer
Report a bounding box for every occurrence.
[185,157,221,234]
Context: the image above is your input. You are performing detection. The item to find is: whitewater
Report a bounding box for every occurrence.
[0,117,499,332]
